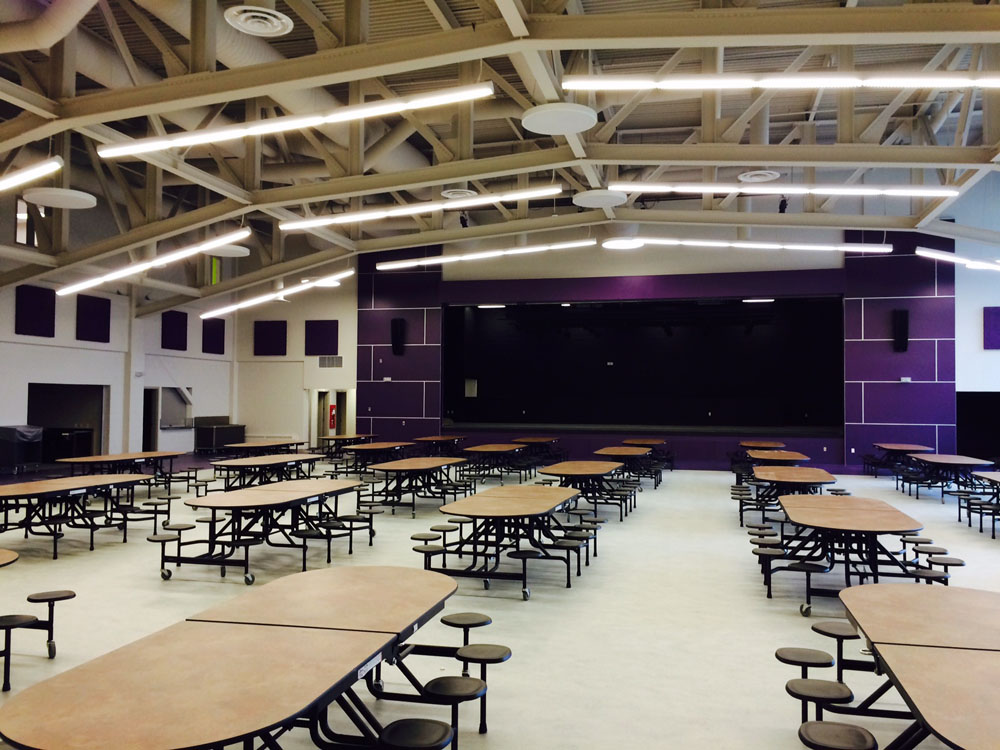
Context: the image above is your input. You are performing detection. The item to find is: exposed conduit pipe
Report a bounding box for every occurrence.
[0,0,97,53]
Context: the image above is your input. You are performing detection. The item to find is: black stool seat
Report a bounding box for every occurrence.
[339,514,368,523]
[163,523,195,532]
[142,500,169,507]
[441,613,492,630]
[508,549,542,560]
[447,517,473,525]
[913,545,947,555]
[827,489,850,496]
[320,519,347,530]
[752,529,779,537]
[431,524,459,533]
[746,523,772,530]
[911,568,949,582]
[147,533,179,543]
[357,508,384,515]
[903,536,933,544]
[776,648,834,669]
[811,621,859,640]
[412,544,444,554]
[456,644,511,665]
[379,718,453,750]
[749,537,782,547]
[290,528,326,539]
[26,590,75,604]
[927,556,965,567]
[0,615,38,629]
[423,676,487,702]
[788,561,831,574]
[196,517,219,524]
[798,721,877,750]
[411,532,442,542]
[786,679,853,704]
[752,547,784,557]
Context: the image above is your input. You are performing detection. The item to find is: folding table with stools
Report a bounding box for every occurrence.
[747,449,811,466]
[57,450,183,494]
[367,457,467,517]
[413,435,467,456]
[753,466,837,499]
[840,583,1000,750]
[740,440,787,450]
[343,441,415,471]
[906,453,994,497]
[210,453,325,490]
[461,444,526,483]
[222,439,306,456]
[318,432,376,458]
[593,446,657,487]
[0,566,469,750]
[538,461,628,520]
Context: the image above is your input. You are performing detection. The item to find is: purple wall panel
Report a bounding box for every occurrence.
[845,382,863,424]
[937,425,957,454]
[936,339,955,382]
[425,307,442,345]
[373,271,441,309]
[845,255,938,299]
[371,345,441,381]
[356,345,372,381]
[936,263,955,297]
[863,382,956,425]
[370,418,441,441]
[357,381,426,418]
[844,299,863,340]
[845,423,939,457]
[844,340,936,382]
[862,297,955,340]
[985,307,1000,350]
[358,309,426,345]
[424,382,441,418]
[357,416,373,435]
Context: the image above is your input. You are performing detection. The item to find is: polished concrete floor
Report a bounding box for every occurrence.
[1,466,994,749]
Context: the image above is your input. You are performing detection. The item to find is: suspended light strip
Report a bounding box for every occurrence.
[282,186,564,232]
[200,269,355,319]
[914,248,971,264]
[966,261,1000,272]
[0,156,63,193]
[376,239,597,271]
[607,182,959,199]
[98,84,496,159]
[602,237,893,253]
[563,73,1000,93]
[57,228,252,296]
[743,298,775,303]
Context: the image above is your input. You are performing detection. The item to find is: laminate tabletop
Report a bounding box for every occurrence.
[243,478,362,495]
[223,440,305,449]
[873,443,934,452]
[0,549,18,568]
[973,471,1000,485]
[746,450,810,462]
[318,434,376,442]
[463,443,524,453]
[441,485,578,519]
[538,461,623,477]
[0,620,392,750]
[753,466,836,484]
[342,442,414,452]
[412,435,466,442]
[56,451,183,464]
[779,495,891,511]
[368,457,467,472]
[512,437,558,444]
[593,446,651,457]
[780,496,922,534]
[739,440,786,449]
[908,453,993,467]
[186,479,361,510]
[189,566,457,635]
[211,453,324,468]
[0,473,150,500]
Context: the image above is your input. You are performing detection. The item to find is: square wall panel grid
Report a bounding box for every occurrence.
[843,231,957,462]
[356,248,442,440]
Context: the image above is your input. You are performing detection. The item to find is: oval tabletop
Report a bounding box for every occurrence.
[343,442,414,451]
[538,461,623,477]
[908,453,993,466]
[244,478,362,495]
[319,434,376,441]
[780,496,921,534]
[512,437,559,444]
[746,450,810,462]
[974,471,1000,485]
[593,446,651,457]
[223,440,303,449]
[211,453,324,468]
[873,443,934,452]
[412,435,465,442]
[56,451,183,463]
[739,440,786,449]
[368,457,466,471]
[752,466,836,484]
[463,443,523,453]
[0,549,18,568]
[622,438,665,446]
[442,486,578,519]
[0,474,151,500]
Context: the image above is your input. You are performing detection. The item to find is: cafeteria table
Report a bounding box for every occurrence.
[210,452,324,490]
[538,460,628,519]
[0,474,152,557]
[343,441,414,469]
[170,478,362,583]
[841,584,1000,750]
[777,495,922,614]
[593,446,658,487]
[57,450,182,493]
[318,433,375,458]
[413,435,466,455]
[367,457,467,516]
[462,443,526,482]
[873,442,933,457]
[753,466,836,497]
[746,449,810,466]
[908,453,994,494]
[432,485,580,598]
[973,470,1000,497]
[223,439,306,456]
[0,566,457,750]
[740,440,786,449]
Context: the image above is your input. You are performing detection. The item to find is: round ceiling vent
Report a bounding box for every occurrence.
[441,187,478,200]
[521,103,598,136]
[206,244,251,258]
[737,169,782,183]
[22,187,96,209]
[223,5,294,37]
[572,189,628,209]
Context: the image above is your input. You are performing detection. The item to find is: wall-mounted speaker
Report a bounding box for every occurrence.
[891,309,909,353]
[390,317,407,355]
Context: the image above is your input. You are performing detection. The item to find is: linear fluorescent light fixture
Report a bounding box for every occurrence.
[57,228,252,296]
[0,156,63,193]
[965,261,1000,272]
[98,83,495,159]
[607,182,959,199]
[375,239,596,271]
[914,248,970,264]
[200,269,355,319]
[602,237,892,254]
[280,186,562,231]
[743,298,775,303]
[564,73,1000,93]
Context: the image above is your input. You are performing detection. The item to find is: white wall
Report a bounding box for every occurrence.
[235,274,358,444]
[944,174,1000,392]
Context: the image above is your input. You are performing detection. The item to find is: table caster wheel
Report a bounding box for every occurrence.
[244,573,255,585]
[799,604,812,617]
[160,568,172,580]
[522,588,530,601]
[483,579,491,590]
[47,640,56,659]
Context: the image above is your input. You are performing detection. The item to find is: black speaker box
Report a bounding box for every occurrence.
[891,309,909,353]
[390,317,407,355]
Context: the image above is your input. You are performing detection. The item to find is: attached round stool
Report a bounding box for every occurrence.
[910,568,950,585]
[811,621,860,682]
[441,612,492,676]
[422,676,486,750]
[147,533,180,579]
[411,532,442,542]
[508,550,542,600]
[798,721,877,750]
[162,523,196,567]
[786,678,853,723]
[749,536,782,548]
[379,718,453,750]
[25,589,75,658]
[431,524,459,548]
[412,544,444,570]
[827,488,851,496]
[455,644,511,733]
[775,647,835,679]
[927,556,965,575]
[752,547,785,598]
[1,614,39,691]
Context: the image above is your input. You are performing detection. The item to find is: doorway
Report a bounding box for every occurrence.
[27,383,107,460]
[317,390,331,439]
[142,388,160,451]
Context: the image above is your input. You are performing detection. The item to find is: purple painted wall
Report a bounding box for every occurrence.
[843,231,956,463]
[358,232,956,470]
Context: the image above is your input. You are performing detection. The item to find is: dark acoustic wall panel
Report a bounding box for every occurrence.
[304,320,339,356]
[15,285,56,338]
[957,392,1000,461]
[75,294,111,343]
[202,318,226,355]
[390,317,407,355]
[254,320,287,356]
[161,310,188,351]
[891,309,910,353]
